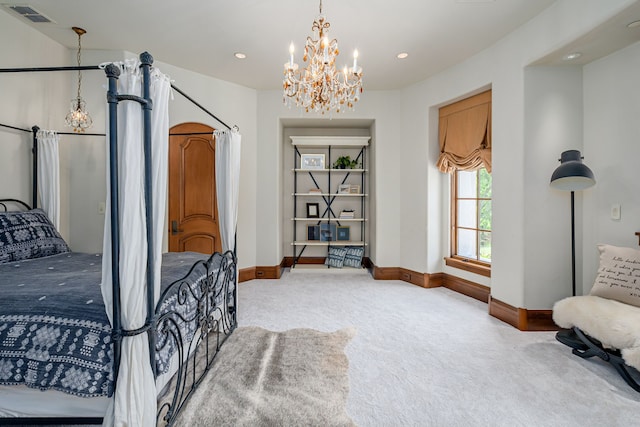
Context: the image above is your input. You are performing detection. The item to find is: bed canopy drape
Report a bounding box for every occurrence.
[35,130,60,229]
[100,58,171,427]
[214,128,241,253]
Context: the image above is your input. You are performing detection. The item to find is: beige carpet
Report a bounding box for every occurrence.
[174,326,356,427]
[238,270,640,426]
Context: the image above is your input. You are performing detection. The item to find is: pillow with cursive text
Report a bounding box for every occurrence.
[589,244,640,307]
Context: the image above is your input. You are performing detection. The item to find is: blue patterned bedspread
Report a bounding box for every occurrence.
[0,251,212,398]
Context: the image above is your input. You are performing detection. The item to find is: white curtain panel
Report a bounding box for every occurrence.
[214,128,242,253]
[36,130,60,228]
[100,59,171,427]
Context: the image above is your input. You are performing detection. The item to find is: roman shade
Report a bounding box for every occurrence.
[437,90,492,173]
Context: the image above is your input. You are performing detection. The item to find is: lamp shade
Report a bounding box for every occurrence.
[550,150,596,191]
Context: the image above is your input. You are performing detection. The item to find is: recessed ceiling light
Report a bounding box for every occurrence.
[234,52,247,59]
[627,20,640,28]
[563,52,582,61]
[396,52,409,59]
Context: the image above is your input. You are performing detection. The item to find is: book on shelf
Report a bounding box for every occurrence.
[308,188,322,194]
[339,209,355,219]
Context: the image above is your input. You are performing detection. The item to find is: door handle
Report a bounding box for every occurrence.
[171,220,184,235]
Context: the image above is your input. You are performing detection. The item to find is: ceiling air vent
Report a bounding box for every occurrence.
[6,5,55,23]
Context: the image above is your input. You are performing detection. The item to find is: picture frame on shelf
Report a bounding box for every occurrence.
[349,184,361,194]
[300,154,325,170]
[337,226,350,241]
[338,184,351,194]
[320,223,337,241]
[307,225,320,240]
[306,202,320,218]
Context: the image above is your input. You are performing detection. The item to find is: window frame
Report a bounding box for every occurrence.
[446,168,491,277]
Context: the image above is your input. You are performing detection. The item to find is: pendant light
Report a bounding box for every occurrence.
[64,26,93,133]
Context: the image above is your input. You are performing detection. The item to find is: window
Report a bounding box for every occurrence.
[452,168,491,265]
[439,90,492,277]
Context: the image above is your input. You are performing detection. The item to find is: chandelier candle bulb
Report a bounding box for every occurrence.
[289,42,295,68]
[353,50,358,71]
[323,37,329,63]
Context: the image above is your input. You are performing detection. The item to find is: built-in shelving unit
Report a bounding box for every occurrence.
[291,136,370,268]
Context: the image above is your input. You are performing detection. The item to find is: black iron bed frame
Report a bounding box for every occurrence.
[0,52,238,426]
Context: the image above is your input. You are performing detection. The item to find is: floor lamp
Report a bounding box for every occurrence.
[550,150,596,296]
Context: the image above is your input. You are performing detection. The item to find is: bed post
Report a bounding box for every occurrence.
[31,126,39,209]
[139,51,157,378]
[104,63,123,384]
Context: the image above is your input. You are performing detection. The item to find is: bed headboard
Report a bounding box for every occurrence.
[0,199,32,212]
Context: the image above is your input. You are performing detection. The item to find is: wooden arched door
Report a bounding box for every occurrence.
[168,122,222,254]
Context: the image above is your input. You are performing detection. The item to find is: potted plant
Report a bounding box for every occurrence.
[332,155,359,169]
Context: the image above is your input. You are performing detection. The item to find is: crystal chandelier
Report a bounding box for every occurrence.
[283,0,363,114]
[65,27,93,133]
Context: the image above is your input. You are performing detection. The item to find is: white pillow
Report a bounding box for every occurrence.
[589,244,640,307]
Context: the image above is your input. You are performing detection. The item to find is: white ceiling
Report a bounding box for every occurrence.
[2,0,640,91]
[1,0,558,90]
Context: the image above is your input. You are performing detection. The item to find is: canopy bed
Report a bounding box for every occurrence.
[0,52,241,426]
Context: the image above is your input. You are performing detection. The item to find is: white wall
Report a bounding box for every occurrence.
[397,0,636,308]
[59,50,258,265]
[0,19,258,267]
[0,10,70,239]
[4,0,639,310]
[156,61,258,269]
[583,41,640,294]
[523,65,584,308]
[255,90,401,267]
[254,0,638,311]
[65,50,127,253]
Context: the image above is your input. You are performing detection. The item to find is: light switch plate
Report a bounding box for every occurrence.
[611,203,621,220]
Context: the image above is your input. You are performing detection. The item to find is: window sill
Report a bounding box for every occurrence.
[445,257,491,278]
